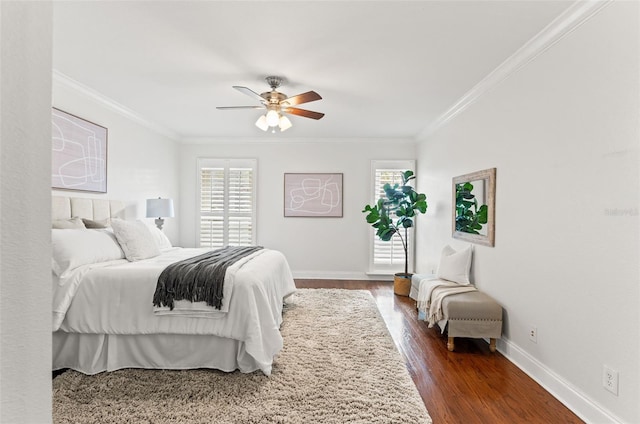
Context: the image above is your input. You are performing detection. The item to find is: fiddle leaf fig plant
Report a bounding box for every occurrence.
[362,170,428,277]
[455,182,488,234]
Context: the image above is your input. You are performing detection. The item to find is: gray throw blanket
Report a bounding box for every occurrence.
[152,246,263,311]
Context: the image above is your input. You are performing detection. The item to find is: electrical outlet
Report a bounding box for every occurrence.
[528,326,537,343]
[603,366,619,396]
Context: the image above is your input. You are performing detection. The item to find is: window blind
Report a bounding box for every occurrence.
[373,169,408,266]
[369,160,415,273]
[198,160,256,248]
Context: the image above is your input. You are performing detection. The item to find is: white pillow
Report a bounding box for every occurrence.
[145,224,173,251]
[436,245,473,285]
[111,219,160,261]
[51,229,125,277]
[52,217,86,229]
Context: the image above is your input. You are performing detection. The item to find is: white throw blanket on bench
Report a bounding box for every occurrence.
[417,277,477,328]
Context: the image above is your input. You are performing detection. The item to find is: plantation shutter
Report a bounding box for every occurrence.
[369,160,415,273]
[373,169,408,266]
[198,159,256,248]
[200,167,225,248]
[227,168,254,246]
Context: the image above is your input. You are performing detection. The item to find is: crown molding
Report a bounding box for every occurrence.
[417,0,613,141]
[52,70,181,141]
[179,136,417,145]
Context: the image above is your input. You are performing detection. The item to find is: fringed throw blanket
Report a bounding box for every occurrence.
[153,246,263,311]
[417,277,477,329]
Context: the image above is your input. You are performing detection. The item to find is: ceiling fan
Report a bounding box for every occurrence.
[216,76,324,132]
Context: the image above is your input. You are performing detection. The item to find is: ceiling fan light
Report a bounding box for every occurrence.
[265,109,280,127]
[255,115,269,131]
[279,115,292,132]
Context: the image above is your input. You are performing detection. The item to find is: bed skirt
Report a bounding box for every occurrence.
[53,331,264,375]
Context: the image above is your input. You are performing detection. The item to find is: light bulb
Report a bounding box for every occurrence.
[279,115,292,132]
[265,110,280,127]
[255,115,268,131]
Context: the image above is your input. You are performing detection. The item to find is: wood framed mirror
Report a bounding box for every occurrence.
[452,168,496,247]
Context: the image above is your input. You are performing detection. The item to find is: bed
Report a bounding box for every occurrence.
[51,196,296,376]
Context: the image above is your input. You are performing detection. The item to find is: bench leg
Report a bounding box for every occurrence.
[489,338,497,353]
[447,337,455,352]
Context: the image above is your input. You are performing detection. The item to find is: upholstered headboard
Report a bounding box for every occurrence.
[52,196,126,221]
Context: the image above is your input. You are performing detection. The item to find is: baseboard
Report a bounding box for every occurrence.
[292,271,393,281]
[497,337,623,424]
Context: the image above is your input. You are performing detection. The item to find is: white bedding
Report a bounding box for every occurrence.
[52,247,296,375]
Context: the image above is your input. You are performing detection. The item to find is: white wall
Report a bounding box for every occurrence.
[0,2,53,422]
[179,139,416,279]
[415,2,639,423]
[52,79,181,243]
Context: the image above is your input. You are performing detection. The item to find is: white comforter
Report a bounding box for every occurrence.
[52,247,296,374]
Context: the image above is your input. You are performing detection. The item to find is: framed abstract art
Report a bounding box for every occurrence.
[51,108,108,193]
[284,173,343,217]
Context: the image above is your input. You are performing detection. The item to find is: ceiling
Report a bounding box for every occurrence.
[52,1,573,141]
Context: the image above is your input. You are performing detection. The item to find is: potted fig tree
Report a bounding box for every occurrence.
[362,170,428,296]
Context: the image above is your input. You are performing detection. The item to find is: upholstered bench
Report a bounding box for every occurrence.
[410,274,502,352]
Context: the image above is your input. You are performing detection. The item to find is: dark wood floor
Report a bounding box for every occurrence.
[296,279,584,424]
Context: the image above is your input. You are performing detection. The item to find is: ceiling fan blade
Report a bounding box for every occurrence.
[216,106,266,110]
[282,107,325,120]
[233,86,266,103]
[280,91,322,107]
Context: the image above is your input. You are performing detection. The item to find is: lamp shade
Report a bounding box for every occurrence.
[146,198,174,218]
[255,115,269,131]
[265,110,280,127]
[279,115,292,131]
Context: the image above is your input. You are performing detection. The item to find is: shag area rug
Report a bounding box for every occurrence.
[53,289,432,423]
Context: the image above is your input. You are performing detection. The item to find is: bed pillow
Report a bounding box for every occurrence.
[111,219,160,261]
[146,224,173,251]
[51,229,125,277]
[52,217,86,229]
[82,217,110,229]
[436,244,473,285]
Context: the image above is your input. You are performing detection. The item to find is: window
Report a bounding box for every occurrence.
[197,159,257,248]
[369,160,416,274]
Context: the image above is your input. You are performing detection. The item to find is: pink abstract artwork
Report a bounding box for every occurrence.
[284,173,343,217]
[51,108,107,193]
